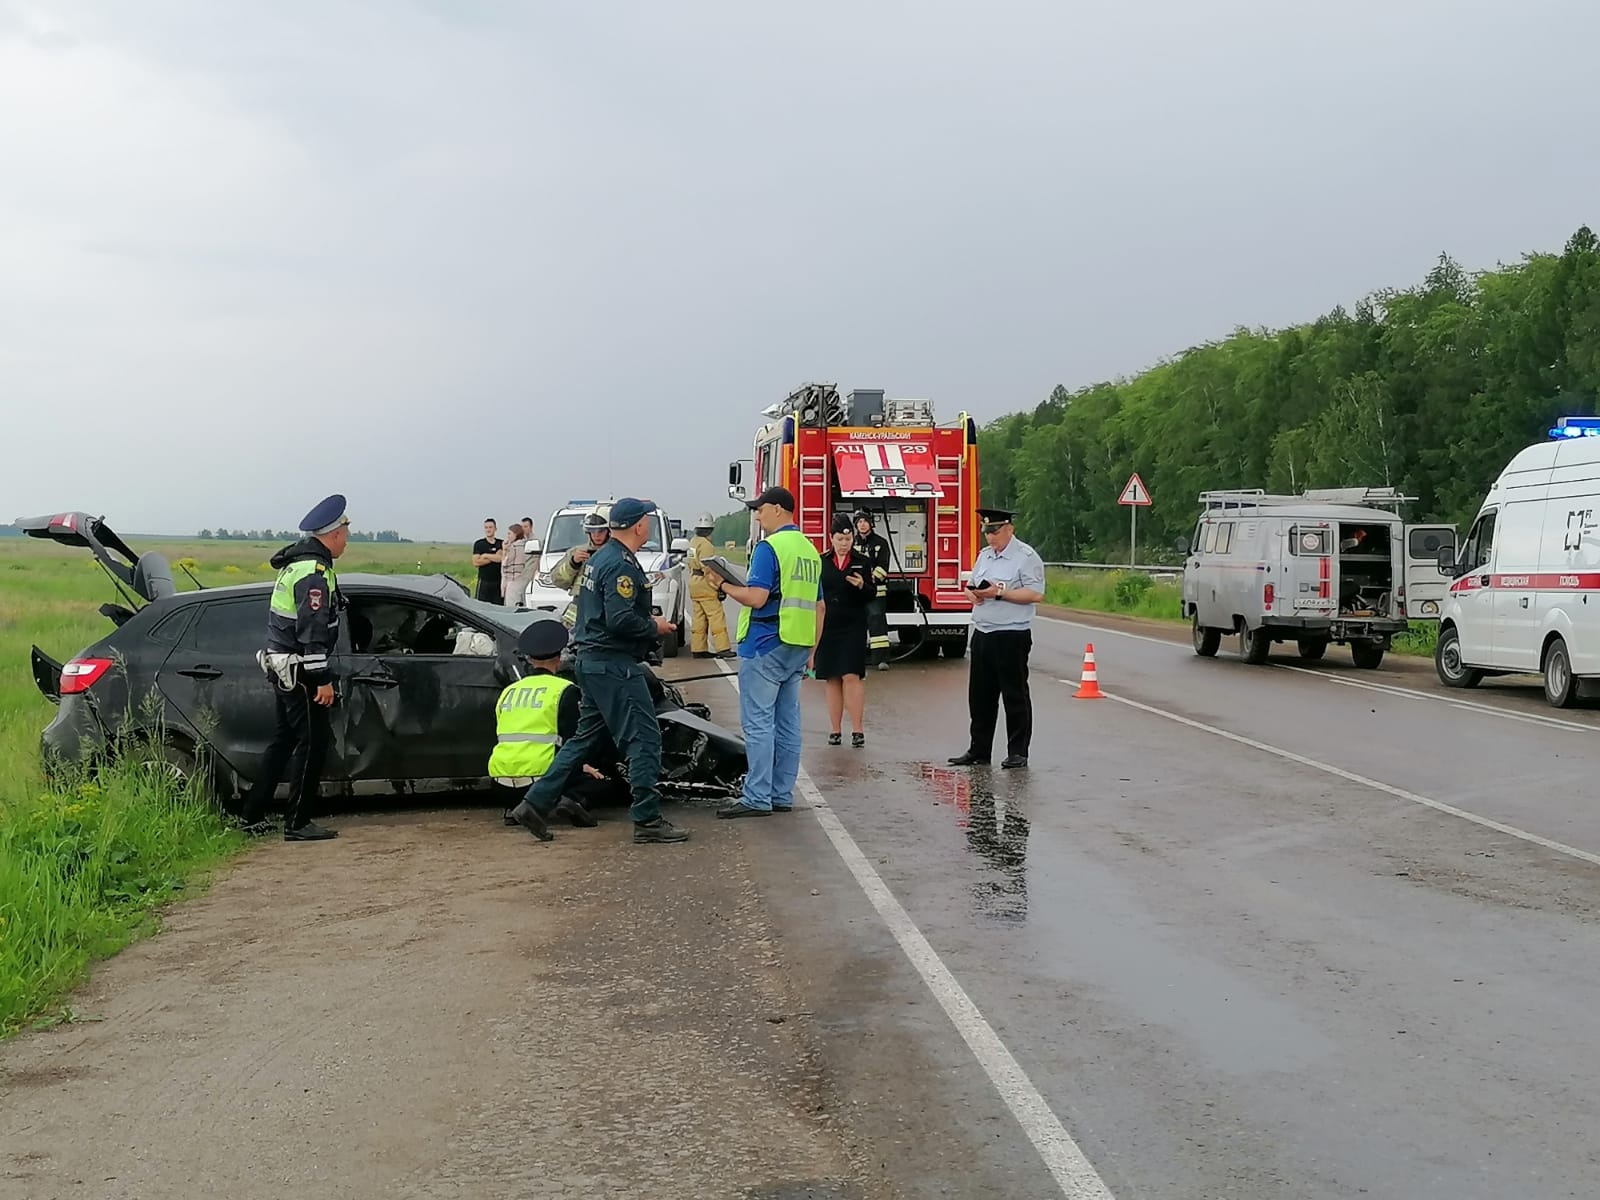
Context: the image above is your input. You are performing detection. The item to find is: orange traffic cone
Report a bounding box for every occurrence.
[1073,643,1104,699]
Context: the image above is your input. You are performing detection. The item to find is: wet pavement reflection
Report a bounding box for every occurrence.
[917,764,1031,924]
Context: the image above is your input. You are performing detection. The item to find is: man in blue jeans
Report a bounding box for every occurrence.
[709,486,824,817]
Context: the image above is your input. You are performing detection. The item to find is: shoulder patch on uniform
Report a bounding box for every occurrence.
[616,574,635,599]
[315,563,326,572]
[309,589,323,611]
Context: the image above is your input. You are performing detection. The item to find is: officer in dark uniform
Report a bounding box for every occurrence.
[239,494,350,841]
[853,509,893,670]
[509,497,690,845]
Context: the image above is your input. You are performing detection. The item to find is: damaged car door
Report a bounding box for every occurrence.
[156,595,279,784]
[341,593,508,783]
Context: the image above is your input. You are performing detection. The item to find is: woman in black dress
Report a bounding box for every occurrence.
[813,514,873,746]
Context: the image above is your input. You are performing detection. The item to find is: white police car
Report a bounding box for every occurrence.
[521,499,691,656]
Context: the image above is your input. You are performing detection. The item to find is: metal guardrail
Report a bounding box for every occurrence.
[1044,561,1181,575]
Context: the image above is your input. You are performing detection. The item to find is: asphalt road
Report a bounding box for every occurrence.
[727,613,1600,1198]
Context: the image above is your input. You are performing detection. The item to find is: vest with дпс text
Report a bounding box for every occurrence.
[488,674,574,779]
[737,529,822,647]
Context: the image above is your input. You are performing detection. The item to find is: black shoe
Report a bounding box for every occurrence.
[714,649,737,659]
[502,810,520,827]
[947,752,990,766]
[556,796,598,828]
[284,821,337,842]
[1001,755,1029,770]
[692,651,712,659]
[770,805,793,813]
[239,820,274,838]
[827,733,842,746]
[634,818,691,843]
[852,732,865,748]
[716,802,771,819]
[509,800,553,842]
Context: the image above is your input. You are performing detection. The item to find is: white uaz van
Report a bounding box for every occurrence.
[1436,417,1600,706]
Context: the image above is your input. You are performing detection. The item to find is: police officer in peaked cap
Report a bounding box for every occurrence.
[239,493,351,841]
[509,497,690,845]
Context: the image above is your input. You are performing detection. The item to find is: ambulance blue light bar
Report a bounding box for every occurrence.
[1549,417,1600,439]
[565,498,598,506]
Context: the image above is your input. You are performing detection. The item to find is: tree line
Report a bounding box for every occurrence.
[197,528,410,543]
[978,226,1600,562]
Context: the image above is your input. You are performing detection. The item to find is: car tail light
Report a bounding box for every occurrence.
[59,657,114,695]
[1264,583,1276,610]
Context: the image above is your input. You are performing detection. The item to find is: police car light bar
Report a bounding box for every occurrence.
[565,499,598,506]
[1549,417,1600,439]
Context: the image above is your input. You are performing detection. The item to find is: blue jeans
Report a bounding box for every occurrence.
[738,642,810,812]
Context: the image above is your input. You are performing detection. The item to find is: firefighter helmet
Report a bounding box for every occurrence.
[582,505,611,533]
[852,509,874,528]
[695,512,715,531]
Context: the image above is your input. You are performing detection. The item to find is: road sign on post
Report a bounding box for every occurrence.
[1118,473,1152,565]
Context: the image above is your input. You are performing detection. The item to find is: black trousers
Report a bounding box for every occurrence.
[242,680,331,830]
[967,629,1033,759]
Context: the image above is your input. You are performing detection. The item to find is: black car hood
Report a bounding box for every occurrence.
[14,511,175,604]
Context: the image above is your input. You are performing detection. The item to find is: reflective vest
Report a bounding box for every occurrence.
[269,559,338,619]
[737,529,821,647]
[488,674,573,778]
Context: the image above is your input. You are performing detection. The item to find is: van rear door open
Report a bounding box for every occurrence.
[1403,524,1456,618]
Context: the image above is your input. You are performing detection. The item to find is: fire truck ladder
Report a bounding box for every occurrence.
[798,449,830,541]
[933,455,965,598]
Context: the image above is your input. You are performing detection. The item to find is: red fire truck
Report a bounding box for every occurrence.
[727,384,981,658]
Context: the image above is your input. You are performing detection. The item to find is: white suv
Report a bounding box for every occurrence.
[520,500,690,656]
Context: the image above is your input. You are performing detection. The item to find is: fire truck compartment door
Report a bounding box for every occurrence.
[832,443,944,498]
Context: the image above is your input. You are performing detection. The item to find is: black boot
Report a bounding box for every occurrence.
[509,800,553,842]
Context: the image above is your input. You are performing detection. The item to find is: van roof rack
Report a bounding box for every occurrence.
[1198,487,1417,513]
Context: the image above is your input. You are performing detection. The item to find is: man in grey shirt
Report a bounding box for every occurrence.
[948,506,1045,769]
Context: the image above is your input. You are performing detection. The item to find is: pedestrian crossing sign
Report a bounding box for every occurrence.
[1118,473,1152,506]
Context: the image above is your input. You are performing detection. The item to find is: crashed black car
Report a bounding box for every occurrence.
[24,513,745,805]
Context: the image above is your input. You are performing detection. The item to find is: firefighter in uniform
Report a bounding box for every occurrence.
[489,620,615,828]
[853,510,893,670]
[239,494,350,841]
[686,512,733,658]
[549,505,611,630]
[509,498,690,845]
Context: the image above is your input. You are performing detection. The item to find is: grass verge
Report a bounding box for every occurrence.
[0,752,242,1036]
[1042,568,1440,657]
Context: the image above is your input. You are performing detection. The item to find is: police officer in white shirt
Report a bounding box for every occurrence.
[948,507,1045,769]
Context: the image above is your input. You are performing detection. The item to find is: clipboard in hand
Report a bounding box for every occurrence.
[701,556,748,588]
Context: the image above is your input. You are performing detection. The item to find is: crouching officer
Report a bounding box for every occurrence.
[509,497,690,845]
[239,494,349,842]
[854,510,892,670]
[489,621,617,827]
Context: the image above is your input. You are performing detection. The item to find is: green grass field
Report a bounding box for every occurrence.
[0,536,475,1035]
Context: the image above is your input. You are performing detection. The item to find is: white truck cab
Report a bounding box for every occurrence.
[519,499,691,656]
[1183,488,1454,670]
[1437,417,1600,706]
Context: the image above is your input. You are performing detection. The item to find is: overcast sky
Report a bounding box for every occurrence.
[5,0,1598,542]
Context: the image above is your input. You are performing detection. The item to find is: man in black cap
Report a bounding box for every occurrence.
[508,497,689,844]
[239,493,351,841]
[948,506,1045,770]
[489,620,616,826]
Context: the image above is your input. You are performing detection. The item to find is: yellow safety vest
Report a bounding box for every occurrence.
[737,529,822,647]
[488,674,574,779]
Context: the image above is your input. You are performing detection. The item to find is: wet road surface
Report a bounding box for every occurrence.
[722,613,1600,1198]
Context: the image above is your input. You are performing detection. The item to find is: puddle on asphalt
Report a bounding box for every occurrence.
[916,763,1031,925]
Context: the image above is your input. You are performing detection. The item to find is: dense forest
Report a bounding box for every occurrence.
[978,227,1600,563]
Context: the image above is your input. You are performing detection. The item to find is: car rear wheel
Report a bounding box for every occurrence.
[1239,623,1272,665]
[1192,615,1221,658]
[1434,625,1482,689]
[1544,638,1578,708]
[141,740,225,809]
[1350,642,1385,670]
[1297,639,1328,662]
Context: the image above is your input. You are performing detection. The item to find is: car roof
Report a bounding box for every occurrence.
[155,572,467,603]
[1202,504,1402,523]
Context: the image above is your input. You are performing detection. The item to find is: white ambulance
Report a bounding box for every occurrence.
[1183,488,1455,670]
[1436,416,1600,706]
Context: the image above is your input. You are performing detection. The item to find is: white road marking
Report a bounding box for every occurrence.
[1041,613,1600,735]
[713,661,1116,1199]
[1099,689,1600,870]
